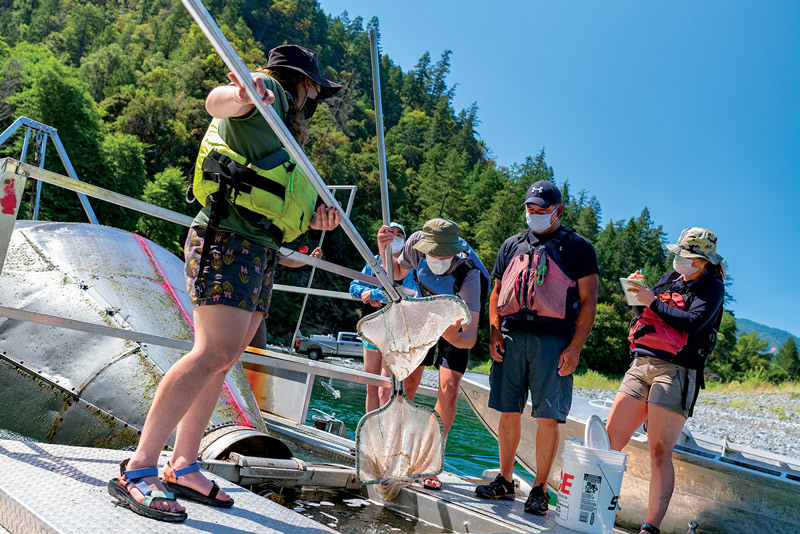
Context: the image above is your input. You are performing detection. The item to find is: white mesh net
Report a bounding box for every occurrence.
[357,295,470,381]
[355,294,468,496]
[355,395,444,488]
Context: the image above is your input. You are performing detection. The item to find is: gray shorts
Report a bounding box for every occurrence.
[619,356,697,418]
[488,330,572,422]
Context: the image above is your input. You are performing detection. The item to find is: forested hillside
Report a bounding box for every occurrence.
[736,319,797,353]
[1,0,794,382]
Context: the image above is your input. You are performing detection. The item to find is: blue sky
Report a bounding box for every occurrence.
[318,0,800,337]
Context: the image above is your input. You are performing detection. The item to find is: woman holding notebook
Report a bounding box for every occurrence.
[605,227,726,534]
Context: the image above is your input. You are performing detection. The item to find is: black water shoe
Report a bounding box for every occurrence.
[524,483,549,515]
[475,474,515,500]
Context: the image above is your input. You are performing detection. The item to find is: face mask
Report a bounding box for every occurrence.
[426,256,453,275]
[303,97,318,118]
[673,255,699,276]
[391,237,405,254]
[526,208,558,233]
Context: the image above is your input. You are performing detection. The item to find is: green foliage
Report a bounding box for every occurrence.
[580,303,629,375]
[712,331,770,383]
[4,41,105,223]
[573,369,621,390]
[136,167,194,254]
[97,132,148,230]
[771,336,800,383]
[595,207,668,312]
[707,310,738,380]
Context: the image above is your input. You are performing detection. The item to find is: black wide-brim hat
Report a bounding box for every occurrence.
[267,44,342,100]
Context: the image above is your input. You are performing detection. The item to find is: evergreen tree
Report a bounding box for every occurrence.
[770,336,799,383]
[706,310,739,381]
[136,167,194,254]
[580,303,629,375]
[734,332,771,382]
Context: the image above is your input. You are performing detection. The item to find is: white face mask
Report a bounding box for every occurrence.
[391,236,405,254]
[673,255,699,276]
[426,255,453,275]
[526,208,558,233]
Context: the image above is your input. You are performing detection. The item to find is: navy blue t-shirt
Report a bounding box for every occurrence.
[632,270,724,366]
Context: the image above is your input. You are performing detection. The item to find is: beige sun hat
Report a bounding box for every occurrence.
[412,218,468,257]
[666,227,723,265]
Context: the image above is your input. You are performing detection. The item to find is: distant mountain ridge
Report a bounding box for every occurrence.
[737,318,798,352]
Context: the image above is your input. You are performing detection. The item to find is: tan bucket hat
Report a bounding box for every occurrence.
[412,218,468,257]
[666,227,723,265]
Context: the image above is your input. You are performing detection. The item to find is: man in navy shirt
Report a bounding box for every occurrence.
[475,181,599,515]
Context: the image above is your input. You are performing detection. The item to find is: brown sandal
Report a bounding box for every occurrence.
[422,475,442,490]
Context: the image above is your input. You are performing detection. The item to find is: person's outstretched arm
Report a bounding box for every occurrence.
[206,72,274,118]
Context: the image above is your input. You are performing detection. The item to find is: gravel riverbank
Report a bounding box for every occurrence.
[575,387,800,460]
[327,358,800,461]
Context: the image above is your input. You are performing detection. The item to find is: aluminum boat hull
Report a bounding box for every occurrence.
[459,373,800,534]
[0,221,282,454]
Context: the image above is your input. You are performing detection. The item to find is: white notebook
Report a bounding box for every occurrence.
[620,277,646,306]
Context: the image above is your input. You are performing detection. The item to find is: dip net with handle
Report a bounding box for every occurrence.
[355,294,470,499]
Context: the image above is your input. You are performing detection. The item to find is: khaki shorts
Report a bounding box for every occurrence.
[619,357,697,418]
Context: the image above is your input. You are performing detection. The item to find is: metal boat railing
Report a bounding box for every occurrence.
[0,154,390,399]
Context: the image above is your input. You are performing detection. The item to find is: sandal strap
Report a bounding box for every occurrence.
[142,490,176,507]
[207,481,220,500]
[125,466,159,481]
[172,462,201,478]
[641,524,661,534]
[118,458,160,497]
[133,480,153,496]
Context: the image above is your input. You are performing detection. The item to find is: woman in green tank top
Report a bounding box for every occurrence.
[108,45,341,521]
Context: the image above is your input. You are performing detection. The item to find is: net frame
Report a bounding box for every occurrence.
[354,376,445,485]
[357,294,471,381]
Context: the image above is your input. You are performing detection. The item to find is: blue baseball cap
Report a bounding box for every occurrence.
[523,180,562,208]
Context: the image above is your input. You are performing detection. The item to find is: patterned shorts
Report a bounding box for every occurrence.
[184,227,278,314]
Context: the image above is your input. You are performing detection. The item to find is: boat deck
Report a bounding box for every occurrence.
[263,413,631,533]
[0,439,335,534]
[368,471,629,534]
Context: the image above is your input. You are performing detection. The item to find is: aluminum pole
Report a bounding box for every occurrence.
[369,29,394,283]
[19,127,31,163]
[179,0,400,302]
[290,186,358,354]
[32,133,47,220]
[0,117,25,147]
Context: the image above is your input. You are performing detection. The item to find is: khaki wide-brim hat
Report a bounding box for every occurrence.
[412,218,467,257]
[666,227,723,265]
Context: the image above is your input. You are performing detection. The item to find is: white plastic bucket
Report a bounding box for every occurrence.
[554,440,628,534]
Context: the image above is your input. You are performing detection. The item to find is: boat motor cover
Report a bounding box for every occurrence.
[0,222,266,448]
